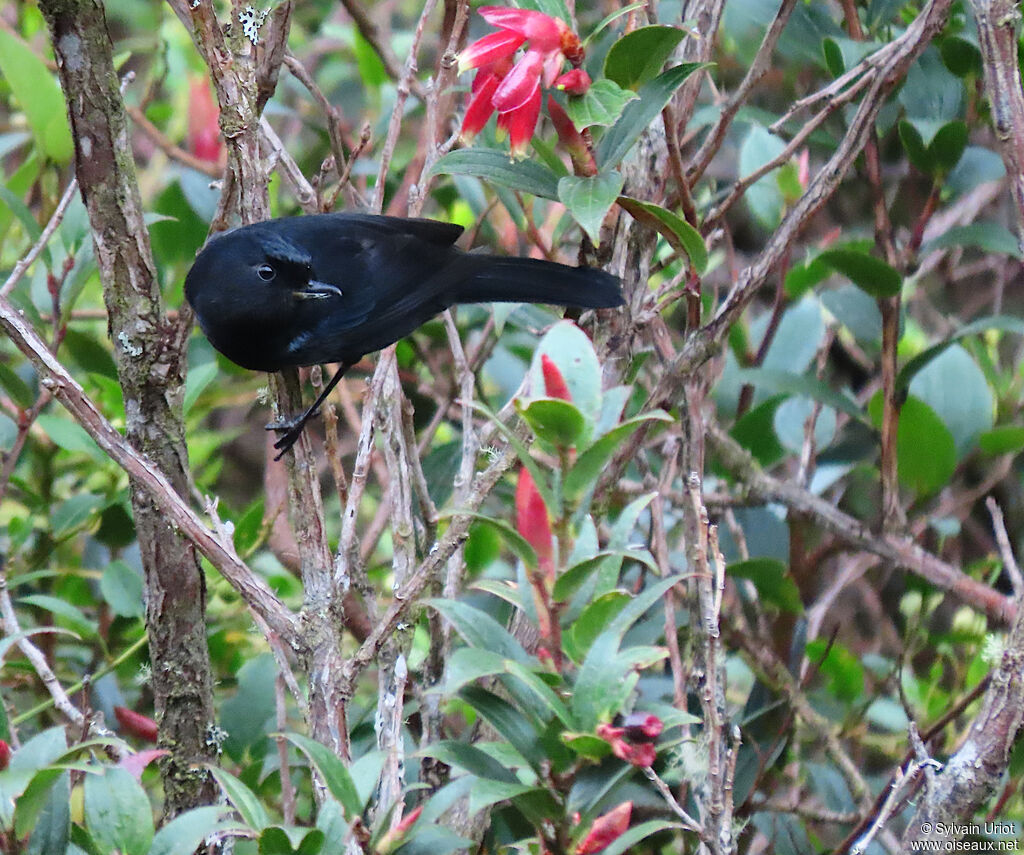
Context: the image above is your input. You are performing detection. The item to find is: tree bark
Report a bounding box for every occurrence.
[37,0,218,816]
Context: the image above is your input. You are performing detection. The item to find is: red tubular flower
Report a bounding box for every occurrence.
[576,802,632,855]
[115,706,159,743]
[597,720,659,766]
[458,5,584,155]
[0,740,9,771]
[541,354,572,401]
[516,466,554,577]
[498,84,542,157]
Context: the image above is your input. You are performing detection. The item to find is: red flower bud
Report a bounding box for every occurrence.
[576,802,632,854]
[0,740,10,771]
[115,706,159,743]
[554,69,591,96]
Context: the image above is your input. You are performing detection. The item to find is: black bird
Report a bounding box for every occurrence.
[184,213,623,456]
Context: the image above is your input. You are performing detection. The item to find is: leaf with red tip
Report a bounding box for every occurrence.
[542,354,573,401]
[515,466,554,573]
[118,748,169,781]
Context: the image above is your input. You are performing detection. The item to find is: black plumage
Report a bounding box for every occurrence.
[185,213,623,455]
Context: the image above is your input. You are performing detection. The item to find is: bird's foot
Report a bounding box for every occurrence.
[265,409,320,459]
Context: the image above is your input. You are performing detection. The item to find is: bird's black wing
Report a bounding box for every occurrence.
[275,216,475,366]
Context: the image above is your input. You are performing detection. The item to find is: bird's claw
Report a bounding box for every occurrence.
[265,410,320,459]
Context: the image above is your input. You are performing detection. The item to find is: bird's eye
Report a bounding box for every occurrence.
[257,263,276,281]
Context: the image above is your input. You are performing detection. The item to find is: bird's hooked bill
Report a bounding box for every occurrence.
[294,280,344,300]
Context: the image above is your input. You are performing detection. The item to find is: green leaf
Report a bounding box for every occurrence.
[353,28,388,88]
[898,119,931,174]
[51,493,104,538]
[0,363,34,410]
[929,120,968,175]
[553,549,658,602]
[83,767,154,855]
[595,820,685,855]
[940,36,982,78]
[184,360,219,414]
[807,639,864,702]
[557,172,624,244]
[564,413,671,499]
[36,414,106,461]
[457,686,545,769]
[148,806,235,855]
[420,741,518,783]
[18,595,97,639]
[467,779,544,817]
[567,592,630,661]
[61,328,118,380]
[0,30,72,164]
[738,124,786,227]
[817,248,902,297]
[221,655,277,760]
[279,733,362,818]
[208,767,269,830]
[429,150,560,199]
[921,223,1023,260]
[979,426,1024,456]
[561,732,613,760]
[99,560,144,619]
[428,599,531,664]
[573,576,680,729]
[503,660,576,729]
[729,559,803,613]
[437,511,539,569]
[26,770,69,855]
[908,344,993,456]
[597,64,705,169]
[896,315,1024,391]
[563,79,638,129]
[868,394,956,495]
[603,26,687,89]
[617,197,707,273]
[518,397,587,448]
[734,368,864,422]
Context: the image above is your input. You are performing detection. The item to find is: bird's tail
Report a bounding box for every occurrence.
[456,256,623,309]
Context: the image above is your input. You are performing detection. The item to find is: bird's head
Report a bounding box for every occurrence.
[184,225,343,370]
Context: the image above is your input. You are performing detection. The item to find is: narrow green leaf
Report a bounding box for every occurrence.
[468,780,545,817]
[558,172,624,244]
[435,512,539,570]
[458,686,545,769]
[979,426,1024,456]
[817,248,902,297]
[428,599,531,664]
[420,741,518,783]
[503,660,576,729]
[208,766,269,830]
[0,363,34,410]
[553,549,658,602]
[0,31,72,163]
[429,150,560,199]
[592,820,685,855]
[617,197,707,273]
[898,120,931,174]
[603,26,687,89]
[148,807,237,855]
[564,413,671,499]
[597,64,706,169]
[921,223,1023,260]
[279,733,362,818]
[734,368,864,422]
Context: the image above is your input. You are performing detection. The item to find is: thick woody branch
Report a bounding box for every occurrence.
[0,295,300,645]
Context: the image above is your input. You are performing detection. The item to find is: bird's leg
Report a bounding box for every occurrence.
[266,362,353,459]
